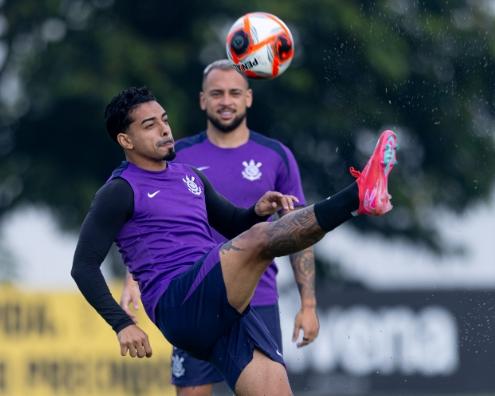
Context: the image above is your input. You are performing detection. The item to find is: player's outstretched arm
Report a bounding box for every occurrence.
[71,178,151,356]
[193,168,298,238]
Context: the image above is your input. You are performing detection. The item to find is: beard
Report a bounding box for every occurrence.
[207,110,247,133]
[163,147,176,161]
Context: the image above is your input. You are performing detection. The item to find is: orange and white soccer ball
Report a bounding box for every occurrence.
[226,12,294,79]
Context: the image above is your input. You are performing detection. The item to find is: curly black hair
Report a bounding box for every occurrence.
[104,86,156,143]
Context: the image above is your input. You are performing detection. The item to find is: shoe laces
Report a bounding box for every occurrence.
[349,167,361,179]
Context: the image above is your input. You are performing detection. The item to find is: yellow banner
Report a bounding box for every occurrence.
[0,285,174,396]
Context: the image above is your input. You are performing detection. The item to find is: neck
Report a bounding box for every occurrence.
[206,124,249,148]
[126,154,168,172]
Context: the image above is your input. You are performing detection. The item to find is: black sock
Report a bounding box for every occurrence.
[313,182,359,231]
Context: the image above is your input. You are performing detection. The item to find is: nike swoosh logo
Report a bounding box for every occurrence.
[147,190,160,198]
[197,166,210,171]
[275,349,283,357]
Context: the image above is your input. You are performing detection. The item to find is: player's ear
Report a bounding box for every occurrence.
[246,88,253,108]
[199,91,206,111]
[117,132,134,150]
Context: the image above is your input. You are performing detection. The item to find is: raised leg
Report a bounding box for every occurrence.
[220,130,397,313]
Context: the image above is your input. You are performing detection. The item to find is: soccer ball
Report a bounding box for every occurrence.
[226,12,294,79]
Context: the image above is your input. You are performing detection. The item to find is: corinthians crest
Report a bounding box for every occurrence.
[242,159,262,181]
[182,175,202,195]
[171,354,185,378]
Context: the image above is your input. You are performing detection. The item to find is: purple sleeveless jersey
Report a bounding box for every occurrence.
[174,130,306,306]
[110,161,217,322]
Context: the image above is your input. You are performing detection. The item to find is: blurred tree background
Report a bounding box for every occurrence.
[1,0,494,278]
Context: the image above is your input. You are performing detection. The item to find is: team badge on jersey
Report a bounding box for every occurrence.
[242,159,262,181]
[171,354,186,378]
[182,175,202,196]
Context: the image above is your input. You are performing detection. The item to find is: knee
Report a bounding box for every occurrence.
[245,222,271,255]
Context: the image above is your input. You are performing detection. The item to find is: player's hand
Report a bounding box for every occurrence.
[292,306,319,348]
[117,324,152,358]
[120,274,141,323]
[255,191,299,216]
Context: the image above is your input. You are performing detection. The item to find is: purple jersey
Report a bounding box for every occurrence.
[110,161,217,321]
[174,130,306,306]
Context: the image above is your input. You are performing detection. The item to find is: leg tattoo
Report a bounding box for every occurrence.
[262,205,325,260]
[220,239,244,255]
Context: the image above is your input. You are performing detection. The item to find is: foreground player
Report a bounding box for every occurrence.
[120,60,319,395]
[71,86,397,395]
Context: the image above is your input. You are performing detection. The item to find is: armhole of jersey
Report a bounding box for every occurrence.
[249,131,291,177]
[250,132,306,204]
[110,177,135,221]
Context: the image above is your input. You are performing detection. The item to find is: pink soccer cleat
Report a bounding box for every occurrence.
[350,130,398,215]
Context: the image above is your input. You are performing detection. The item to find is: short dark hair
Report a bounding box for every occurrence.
[104,86,156,142]
[202,59,248,88]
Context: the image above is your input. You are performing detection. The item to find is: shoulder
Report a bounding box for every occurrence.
[174,131,208,153]
[249,130,295,168]
[102,162,134,200]
[108,161,130,180]
[98,177,133,198]
[90,177,134,219]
